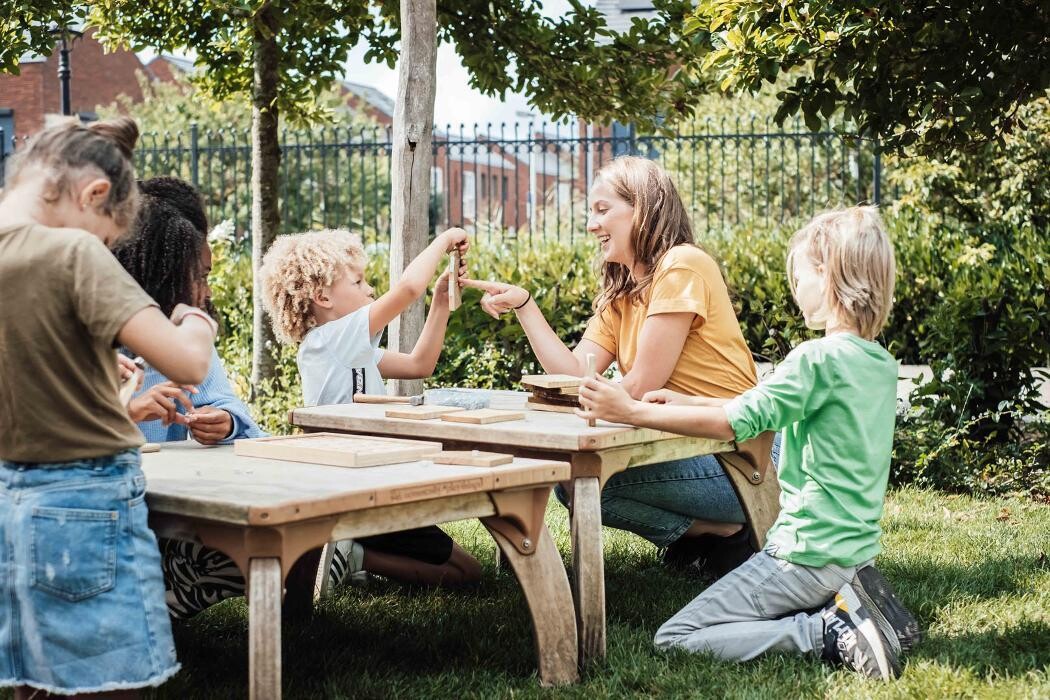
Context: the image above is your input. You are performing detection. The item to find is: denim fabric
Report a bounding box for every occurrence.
[654,546,863,660]
[0,451,179,694]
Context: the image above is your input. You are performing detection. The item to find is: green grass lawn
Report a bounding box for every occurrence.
[5,487,1047,699]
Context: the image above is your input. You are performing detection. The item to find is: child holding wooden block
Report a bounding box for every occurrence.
[259,227,481,588]
[0,118,217,695]
[576,207,920,679]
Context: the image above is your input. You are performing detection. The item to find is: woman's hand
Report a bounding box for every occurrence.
[128,381,199,425]
[460,279,530,319]
[641,388,693,405]
[187,406,234,444]
[575,375,639,425]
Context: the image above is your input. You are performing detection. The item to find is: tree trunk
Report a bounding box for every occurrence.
[250,3,281,395]
[387,0,437,397]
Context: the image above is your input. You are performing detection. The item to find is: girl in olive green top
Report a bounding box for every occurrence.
[578,207,919,680]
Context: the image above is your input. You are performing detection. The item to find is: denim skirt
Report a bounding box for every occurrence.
[0,450,180,694]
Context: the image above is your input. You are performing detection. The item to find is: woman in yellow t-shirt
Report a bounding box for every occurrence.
[463,156,760,578]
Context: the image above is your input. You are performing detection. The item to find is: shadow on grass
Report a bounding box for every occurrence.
[885,554,1048,616]
[910,620,1050,675]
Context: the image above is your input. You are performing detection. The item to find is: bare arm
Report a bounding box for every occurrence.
[378,272,453,379]
[619,312,694,399]
[117,305,215,385]
[576,375,735,441]
[368,228,467,337]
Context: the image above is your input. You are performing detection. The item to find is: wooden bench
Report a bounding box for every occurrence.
[142,442,578,699]
[290,389,780,667]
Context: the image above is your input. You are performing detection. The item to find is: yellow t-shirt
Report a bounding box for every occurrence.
[583,245,757,398]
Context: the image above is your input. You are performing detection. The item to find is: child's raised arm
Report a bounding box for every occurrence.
[118,303,216,385]
[368,228,468,337]
[378,267,460,379]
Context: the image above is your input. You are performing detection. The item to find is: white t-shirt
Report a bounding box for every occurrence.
[298,306,386,406]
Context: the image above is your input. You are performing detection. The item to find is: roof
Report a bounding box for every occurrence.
[151,54,197,75]
[594,0,657,34]
[341,80,395,118]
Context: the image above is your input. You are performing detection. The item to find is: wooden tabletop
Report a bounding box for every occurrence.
[142,442,569,527]
[290,390,732,453]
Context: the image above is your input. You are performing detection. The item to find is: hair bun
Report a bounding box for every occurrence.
[89,117,140,159]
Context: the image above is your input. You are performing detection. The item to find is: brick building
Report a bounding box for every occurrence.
[0,29,146,151]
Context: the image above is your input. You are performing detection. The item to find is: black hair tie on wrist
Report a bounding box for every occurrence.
[513,291,531,310]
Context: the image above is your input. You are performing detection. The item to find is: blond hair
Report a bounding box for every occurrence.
[259,229,367,343]
[593,156,705,312]
[787,206,896,340]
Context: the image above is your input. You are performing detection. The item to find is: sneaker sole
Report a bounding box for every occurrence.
[853,567,922,653]
[836,584,902,680]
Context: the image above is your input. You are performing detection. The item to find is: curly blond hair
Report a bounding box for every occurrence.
[259,229,367,343]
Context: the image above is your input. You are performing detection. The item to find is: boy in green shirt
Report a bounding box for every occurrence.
[577,207,919,679]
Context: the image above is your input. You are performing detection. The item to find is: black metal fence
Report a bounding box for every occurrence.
[1,117,887,245]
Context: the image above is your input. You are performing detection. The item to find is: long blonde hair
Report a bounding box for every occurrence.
[786,206,896,340]
[593,156,698,312]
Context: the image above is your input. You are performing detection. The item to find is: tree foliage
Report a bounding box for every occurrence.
[689,0,1050,155]
[0,1,82,74]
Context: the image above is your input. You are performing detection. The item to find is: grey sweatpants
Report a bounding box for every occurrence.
[655,547,866,661]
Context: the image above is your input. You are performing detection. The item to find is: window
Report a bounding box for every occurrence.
[0,109,14,155]
[431,167,443,194]
[462,171,476,220]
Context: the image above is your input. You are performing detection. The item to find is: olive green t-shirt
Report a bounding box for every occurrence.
[0,222,157,463]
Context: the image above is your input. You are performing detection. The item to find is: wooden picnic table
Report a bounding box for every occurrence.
[142,441,578,698]
[290,389,747,667]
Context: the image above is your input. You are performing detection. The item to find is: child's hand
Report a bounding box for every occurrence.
[460,279,529,319]
[642,388,692,405]
[128,381,199,425]
[575,375,639,425]
[187,406,233,444]
[440,227,470,255]
[433,252,468,306]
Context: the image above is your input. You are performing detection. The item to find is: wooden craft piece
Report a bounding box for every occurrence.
[585,353,597,427]
[233,432,442,468]
[385,405,465,420]
[448,250,461,311]
[520,374,582,390]
[432,450,513,467]
[527,398,578,414]
[440,409,526,425]
[529,389,580,406]
[141,442,161,453]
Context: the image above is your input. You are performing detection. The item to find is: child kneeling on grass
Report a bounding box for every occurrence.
[576,206,920,679]
[259,227,482,588]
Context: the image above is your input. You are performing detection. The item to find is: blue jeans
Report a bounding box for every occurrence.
[556,434,782,547]
[0,451,180,694]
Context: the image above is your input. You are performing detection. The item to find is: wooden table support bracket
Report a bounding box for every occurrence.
[483,487,549,556]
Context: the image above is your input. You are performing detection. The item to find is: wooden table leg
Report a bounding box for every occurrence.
[249,557,282,700]
[485,523,579,686]
[570,476,606,667]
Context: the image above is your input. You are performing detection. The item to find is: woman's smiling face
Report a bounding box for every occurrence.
[587,177,635,267]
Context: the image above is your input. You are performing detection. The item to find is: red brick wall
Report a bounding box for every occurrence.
[0,29,144,138]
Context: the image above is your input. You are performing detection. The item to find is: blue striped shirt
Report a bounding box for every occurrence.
[131,346,267,444]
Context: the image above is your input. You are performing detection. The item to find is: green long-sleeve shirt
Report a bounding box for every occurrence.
[725,333,898,567]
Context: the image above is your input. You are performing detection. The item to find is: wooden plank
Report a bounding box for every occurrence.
[521,374,582,390]
[530,388,580,404]
[234,433,442,468]
[440,409,526,425]
[385,405,465,420]
[248,558,282,700]
[433,450,513,467]
[527,398,578,414]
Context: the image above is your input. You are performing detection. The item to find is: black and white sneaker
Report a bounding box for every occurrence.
[821,583,902,680]
[851,565,922,654]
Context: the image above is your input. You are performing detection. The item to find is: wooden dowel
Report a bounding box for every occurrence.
[448,249,461,311]
[585,353,596,427]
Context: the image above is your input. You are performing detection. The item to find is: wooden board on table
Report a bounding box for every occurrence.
[234,432,442,468]
[433,450,514,467]
[385,405,465,420]
[530,389,580,405]
[520,374,582,390]
[440,409,526,425]
[527,398,579,414]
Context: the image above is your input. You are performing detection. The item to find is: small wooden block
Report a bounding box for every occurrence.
[385,405,466,420]
[432,450,513,467]
[527,398,578,414]
[234,432,442,467]
[440,409,526,425]
[530,388,580,405]
[141,442,161,453]
[520,374,583,390]
[448,250,461,311]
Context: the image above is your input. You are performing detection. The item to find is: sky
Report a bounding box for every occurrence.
[343,0,574,129]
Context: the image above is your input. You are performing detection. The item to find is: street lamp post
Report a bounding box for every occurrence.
[48,23,83,118]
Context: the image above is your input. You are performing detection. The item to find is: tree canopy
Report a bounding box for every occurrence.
[689,0,1050,155]
[0,1,82,74]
